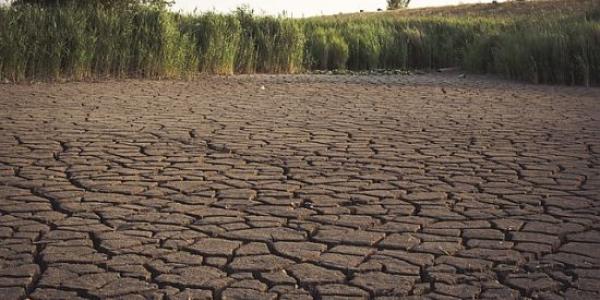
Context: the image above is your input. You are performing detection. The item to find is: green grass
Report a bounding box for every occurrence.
[1,1,599,85]
[0,4,196,80]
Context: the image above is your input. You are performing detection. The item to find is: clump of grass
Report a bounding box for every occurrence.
[474,16,600,86]
[0,3,196,80]
[182,13,240,74]
[305,26,348,70]
[343,22,383,70]
[234,8,259,73]
[180,9,305,74]
[163,13,198,78]
[252,17,305,73]
[90,6,133,77]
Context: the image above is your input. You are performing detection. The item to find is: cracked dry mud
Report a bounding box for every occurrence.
[0,74,599,300]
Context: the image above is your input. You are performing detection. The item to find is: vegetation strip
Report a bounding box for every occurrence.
[0,0,598,85]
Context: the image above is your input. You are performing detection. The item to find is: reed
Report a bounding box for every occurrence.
[0,1,598,85]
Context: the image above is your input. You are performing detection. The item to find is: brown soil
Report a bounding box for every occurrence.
[0,74,599,299]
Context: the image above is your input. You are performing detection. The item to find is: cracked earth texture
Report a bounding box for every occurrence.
[0,74,599,300]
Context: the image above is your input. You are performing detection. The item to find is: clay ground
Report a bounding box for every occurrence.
[0,74,599,300]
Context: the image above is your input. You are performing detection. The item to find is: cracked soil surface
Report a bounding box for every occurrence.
[0,74,599,299]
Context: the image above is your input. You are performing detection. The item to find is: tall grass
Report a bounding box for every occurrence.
[181,13,240,74]
[300,17,506,72]
[305,26,349,70]
[0,4,197,80]
[488,20,600,86]
[0,2,599,85]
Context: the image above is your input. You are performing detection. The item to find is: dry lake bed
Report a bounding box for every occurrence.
[0,74,599,299]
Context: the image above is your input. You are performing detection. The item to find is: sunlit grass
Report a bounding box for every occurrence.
[0,1,598,85]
